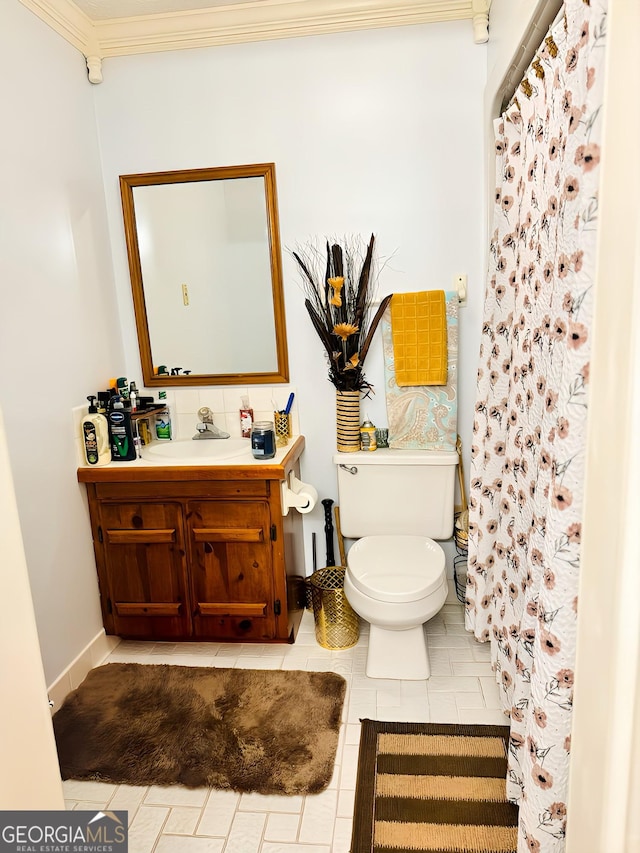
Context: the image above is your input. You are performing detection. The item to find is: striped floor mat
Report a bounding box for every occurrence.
[351,720,518,853]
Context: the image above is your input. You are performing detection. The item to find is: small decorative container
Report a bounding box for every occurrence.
[250,421,276,459]
[375,427,389,448]
[273,411,291,447]
[360,418,377,451]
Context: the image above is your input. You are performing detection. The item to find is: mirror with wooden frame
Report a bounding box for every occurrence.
[120,163,289,387]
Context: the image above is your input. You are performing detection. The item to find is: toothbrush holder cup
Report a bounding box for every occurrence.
[273,411,291,447]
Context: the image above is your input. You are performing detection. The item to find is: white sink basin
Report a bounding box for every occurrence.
[141,438,250,463]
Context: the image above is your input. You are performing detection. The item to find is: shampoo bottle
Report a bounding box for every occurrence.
[81,396,111,467]
[108,396,138,461]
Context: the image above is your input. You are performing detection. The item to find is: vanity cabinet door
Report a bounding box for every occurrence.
[99,501,191,639]
[187,500,275,641]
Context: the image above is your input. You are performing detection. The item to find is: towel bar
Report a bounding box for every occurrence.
[371,277,467,307]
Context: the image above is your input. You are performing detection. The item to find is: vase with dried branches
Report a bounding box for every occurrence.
[292,234,392,451]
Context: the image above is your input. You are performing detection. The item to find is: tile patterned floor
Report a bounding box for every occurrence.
[63,603,504,852]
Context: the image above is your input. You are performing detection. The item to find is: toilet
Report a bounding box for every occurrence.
[334,448,458,680]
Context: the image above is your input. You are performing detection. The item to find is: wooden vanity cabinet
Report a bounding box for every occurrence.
[98,500,191,639]
[188,498,276,641]
[78,437,306,644]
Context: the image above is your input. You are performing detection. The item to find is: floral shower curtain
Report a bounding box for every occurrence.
[465,2,607,851]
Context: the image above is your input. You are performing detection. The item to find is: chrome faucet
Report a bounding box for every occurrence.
[192,407,230,440]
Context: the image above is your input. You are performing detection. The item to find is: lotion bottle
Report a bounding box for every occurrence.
[81,396,111,467]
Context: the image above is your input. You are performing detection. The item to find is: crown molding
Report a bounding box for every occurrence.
[19,0,96,53]
[94,0,473,57]
[471,0,489,43]
[20,0,484,78]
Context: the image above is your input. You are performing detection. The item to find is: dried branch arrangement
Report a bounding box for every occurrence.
[291,234,392,392]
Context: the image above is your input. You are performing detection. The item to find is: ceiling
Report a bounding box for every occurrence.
[19,0,489,82]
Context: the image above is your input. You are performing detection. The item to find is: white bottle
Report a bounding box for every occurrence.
[81,396,111,466]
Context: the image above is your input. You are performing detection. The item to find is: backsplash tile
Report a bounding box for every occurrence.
[198,389,226,411]
[173,389,201,414]
[221,387,246,413]
[72,404,87,466]
[75,386,298,451]
[247,386,281,411]
[176,413,197,440]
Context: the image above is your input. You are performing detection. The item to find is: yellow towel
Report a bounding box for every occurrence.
[390,290,448,386]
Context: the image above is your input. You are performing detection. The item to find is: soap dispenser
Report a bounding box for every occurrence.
[81,396,111,467]
[154,390,172,440]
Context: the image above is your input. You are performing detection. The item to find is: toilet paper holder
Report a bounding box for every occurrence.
[280,472,318,516]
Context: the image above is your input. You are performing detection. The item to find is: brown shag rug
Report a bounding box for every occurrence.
[53,663,346,795]
[351,720,518,853]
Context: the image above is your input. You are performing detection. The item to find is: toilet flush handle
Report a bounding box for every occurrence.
[339,464,358,475]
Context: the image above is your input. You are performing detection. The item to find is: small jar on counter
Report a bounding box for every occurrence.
[250,420,276,459]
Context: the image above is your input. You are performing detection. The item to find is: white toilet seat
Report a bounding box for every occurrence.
[347,535,445,603]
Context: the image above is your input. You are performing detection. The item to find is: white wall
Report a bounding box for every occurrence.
[94,22,487,572]
[0,1,125,684]
[0,407,64,808]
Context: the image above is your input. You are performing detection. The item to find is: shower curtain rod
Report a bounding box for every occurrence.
[498,0,564,113]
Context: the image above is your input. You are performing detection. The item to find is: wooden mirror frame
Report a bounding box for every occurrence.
[120,163,289,387]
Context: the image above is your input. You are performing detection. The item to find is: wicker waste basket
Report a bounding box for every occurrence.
[309,566,360,650]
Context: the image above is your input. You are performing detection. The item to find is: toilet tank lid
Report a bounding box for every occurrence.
[333,448,458,466]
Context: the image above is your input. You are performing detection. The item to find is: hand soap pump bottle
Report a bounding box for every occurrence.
[239,395,254,438]
[108,395,138,461]
[154,390,172,441]
[81,396,111,467]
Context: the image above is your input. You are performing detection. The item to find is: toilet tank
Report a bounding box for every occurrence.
[333,448,458,539]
